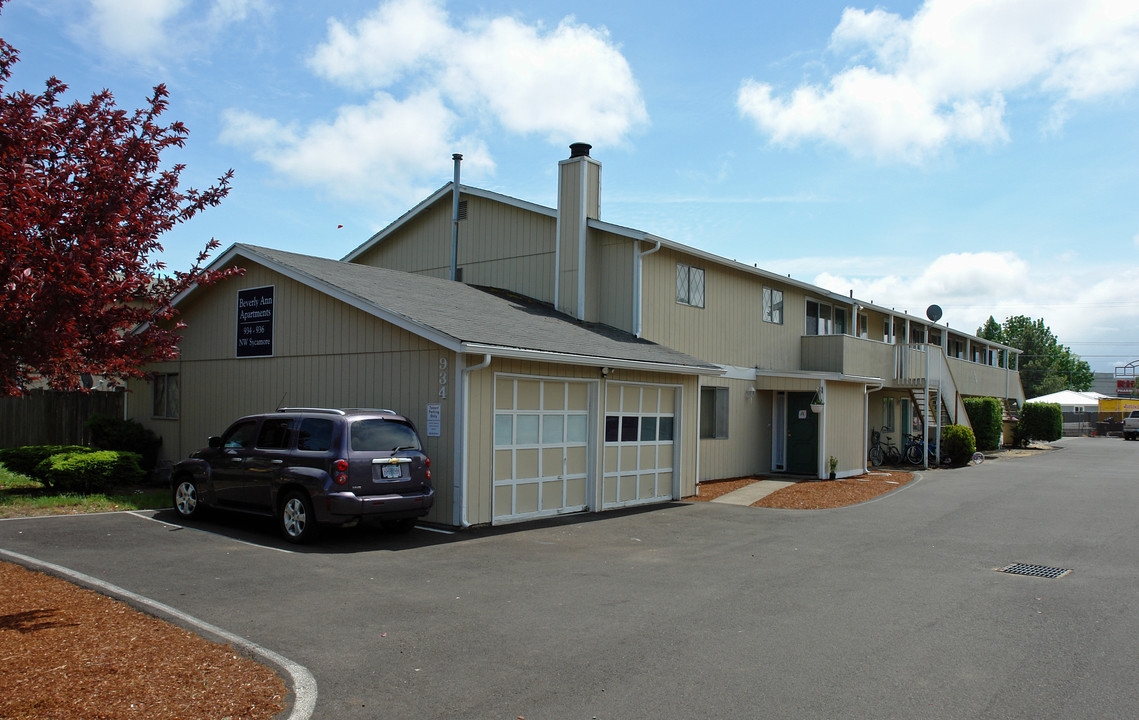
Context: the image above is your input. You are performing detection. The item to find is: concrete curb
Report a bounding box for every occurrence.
[0,548,317,720]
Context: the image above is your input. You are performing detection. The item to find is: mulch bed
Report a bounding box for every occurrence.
[686,470,914,509]
[751,470,913,509]
[0,561,287,720]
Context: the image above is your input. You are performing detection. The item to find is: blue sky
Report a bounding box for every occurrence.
[4,0,1138,374]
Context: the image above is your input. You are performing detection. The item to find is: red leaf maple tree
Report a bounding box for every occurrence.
[0,7,242,395]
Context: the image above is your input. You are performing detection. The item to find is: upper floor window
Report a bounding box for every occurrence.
[858,313,869,339]
[805,300,832,336]
[676,263,705,308]
[762,287,783,324]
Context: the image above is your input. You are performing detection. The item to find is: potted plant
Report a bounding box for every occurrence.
[810,388,824,414]
[828,455,838,480]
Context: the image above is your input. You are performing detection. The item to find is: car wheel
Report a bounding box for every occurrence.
[173,477,205,519]
[279,491,318,543]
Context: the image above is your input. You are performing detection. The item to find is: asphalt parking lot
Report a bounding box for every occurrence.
[3,436,1138,720]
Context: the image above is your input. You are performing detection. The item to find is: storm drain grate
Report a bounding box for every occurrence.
[997,563,1071,579]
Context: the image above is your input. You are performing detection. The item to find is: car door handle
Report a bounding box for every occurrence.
[269,459,283,465]
[230,457,244,464]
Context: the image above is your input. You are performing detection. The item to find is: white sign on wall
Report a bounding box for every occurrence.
[426,403,442,437]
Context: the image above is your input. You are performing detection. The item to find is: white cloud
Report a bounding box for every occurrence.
[220,91,494,206]
[738,0,1139,162]
[83,0,268,64]
[87,0,188,60]
[308,0,452,89]
[806,250,1139,371]
[232,0,647,201]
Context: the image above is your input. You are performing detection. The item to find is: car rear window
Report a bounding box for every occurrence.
[297,418,334,451]
[350,419,422,452]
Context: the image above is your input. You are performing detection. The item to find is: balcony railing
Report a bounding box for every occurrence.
[800,335,1024,402]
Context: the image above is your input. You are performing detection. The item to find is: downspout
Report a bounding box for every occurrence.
[634,237,662,338]
[864,378,885,474]
[450,154,462,282]
[818,380,827,480]
[457,352,492,528]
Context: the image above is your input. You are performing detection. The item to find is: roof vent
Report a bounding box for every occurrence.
[569,142,592,158]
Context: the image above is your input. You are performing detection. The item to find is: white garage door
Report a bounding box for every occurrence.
[602,383,677,509]
[493,377,592,523]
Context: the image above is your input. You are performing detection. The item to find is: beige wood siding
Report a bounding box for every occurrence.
[464,358,698,526]
[127,261,458,526]
[591,231,635,333]
[556,162,584,317]
[696,377,771,482]
[947,357,1026,402]
[822,382,868,476]
[352,195,558,303]
[351,201,453,277]
[640,247,810,370]
[801,334,895,380]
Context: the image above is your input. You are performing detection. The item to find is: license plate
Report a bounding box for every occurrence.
[380,464,403,479]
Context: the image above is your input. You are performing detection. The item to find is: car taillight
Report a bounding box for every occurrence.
[334,459,349,485]
[425,456,431,480]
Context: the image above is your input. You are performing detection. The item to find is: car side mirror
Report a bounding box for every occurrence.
[208,436,222,448]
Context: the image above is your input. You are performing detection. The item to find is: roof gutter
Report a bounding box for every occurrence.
[459,343,722,376]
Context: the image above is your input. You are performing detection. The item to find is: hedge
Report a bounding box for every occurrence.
[963,397,1003,451]
[34,450,145,494]
[84,414,162,474]
[940,424,976,467]
[0,445,94,485]
[1015,402,1063,446]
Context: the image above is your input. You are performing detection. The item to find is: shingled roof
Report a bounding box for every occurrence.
[214,244,719,375]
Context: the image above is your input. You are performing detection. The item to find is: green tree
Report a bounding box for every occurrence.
[976,315,1093,398]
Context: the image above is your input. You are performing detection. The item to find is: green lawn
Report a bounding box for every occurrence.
[0,464,169,519]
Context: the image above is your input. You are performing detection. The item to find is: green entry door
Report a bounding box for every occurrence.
[787,392,818,475]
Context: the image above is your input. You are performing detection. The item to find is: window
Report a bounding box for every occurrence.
[882,397,896,432]
[805,300,833,336]
[763,287,784,324]
[893,318,907,343]
[700,386,729,439]
[257,418,293,449]
[676,263,705,307]
[834,307,848,335]
[858,313,869,339]
[152,373,180,419]
[351,419,422,452]
[297,418,334,452]
[221,420,258,449]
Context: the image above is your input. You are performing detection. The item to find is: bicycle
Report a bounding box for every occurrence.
[903,433,951,466]
[869,428,902,466]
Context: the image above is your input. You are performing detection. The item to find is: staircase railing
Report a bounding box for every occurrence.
[894,343,971,430]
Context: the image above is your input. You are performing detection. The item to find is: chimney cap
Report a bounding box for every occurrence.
[568,142,592,158]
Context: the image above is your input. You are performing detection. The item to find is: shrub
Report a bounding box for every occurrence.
[34,450,144,494]
[1015,402,1063,446]
[963,397,1003,451]
[0,445,94,486]
[84,414,162,474]
[940,424,976,466]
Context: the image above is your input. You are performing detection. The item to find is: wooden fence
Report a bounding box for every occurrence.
[0,390,126,448]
